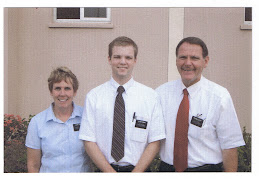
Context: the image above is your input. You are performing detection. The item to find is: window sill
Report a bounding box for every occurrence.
[49,22,113,29]
[240,24,252,30]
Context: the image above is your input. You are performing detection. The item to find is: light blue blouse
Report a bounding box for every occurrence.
[26,103,91,172]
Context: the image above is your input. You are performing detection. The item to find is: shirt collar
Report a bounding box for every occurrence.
[180,76,204,99]
[109,77,134,94]
[46,102,80,122]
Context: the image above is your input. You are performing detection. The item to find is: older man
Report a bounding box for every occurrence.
[156,37,245,172]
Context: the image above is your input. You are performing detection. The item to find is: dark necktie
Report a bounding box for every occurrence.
[174,88,189,172]
[111,86,125,162]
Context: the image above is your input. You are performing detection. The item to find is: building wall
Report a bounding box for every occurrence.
[5,7,251,132]
[4,8,169,117]
[184,8,252,131]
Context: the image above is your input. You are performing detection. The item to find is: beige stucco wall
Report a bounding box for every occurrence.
[4,8,169,118]
[183,8,252,131]
[4,7,251,132]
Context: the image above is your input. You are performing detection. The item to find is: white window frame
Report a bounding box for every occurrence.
[54,8,111,23]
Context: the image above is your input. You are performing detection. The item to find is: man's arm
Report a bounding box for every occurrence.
[27,147,42,173]
[132,140,160,172]
[222,148,238,172]
[84,141,116,172]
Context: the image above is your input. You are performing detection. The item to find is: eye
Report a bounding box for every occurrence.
[113,55,121,59]
[178,56,187,60]
[54,87,61,91]
[191,56,200,60]
[125,56,133,60]
[65,87,72,91]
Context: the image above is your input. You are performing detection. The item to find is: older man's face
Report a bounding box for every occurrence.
[176,42,209,87]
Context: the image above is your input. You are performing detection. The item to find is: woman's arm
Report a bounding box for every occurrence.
[27,147,42,173]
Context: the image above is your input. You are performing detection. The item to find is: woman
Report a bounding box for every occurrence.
[26,66,91,172]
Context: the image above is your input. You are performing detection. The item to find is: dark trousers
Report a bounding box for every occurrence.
[96,164,151,172]
[111,164,135,172]
[159,161,223,172]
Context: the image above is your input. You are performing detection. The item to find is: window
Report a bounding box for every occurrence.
[244,7,252,25]
[240,7,252,30]
[55,7,111,22]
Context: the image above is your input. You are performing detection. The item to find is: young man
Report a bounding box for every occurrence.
[79,36,165,172]
[156,37,245,172]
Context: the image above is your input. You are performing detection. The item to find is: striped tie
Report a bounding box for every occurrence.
[111,86,125,162]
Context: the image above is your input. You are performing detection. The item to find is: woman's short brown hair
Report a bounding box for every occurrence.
[48,66,79,92]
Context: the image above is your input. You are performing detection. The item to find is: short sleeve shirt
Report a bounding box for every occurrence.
[79,77,166,166]
[25,103,91,172]
[156,76,245,167]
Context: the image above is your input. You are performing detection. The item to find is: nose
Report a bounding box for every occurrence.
[60,88,66,96]
[120,57,126,64]
[184,57,192,65]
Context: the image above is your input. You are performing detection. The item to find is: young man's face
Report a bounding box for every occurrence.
[176,42,209,87]
[108,45,137,84]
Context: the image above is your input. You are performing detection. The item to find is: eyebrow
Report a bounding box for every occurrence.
[178,55,200,59]
[190,55,200,59]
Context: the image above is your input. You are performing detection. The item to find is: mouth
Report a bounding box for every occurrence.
[181,67,195,72]
[118,67,127,69]
[58,98,68,102]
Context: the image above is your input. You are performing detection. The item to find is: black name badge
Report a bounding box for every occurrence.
[191,116,204,128]
[73,123,80,131]
[135,120,148,129]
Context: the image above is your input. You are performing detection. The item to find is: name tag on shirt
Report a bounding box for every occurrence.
[73,123,80,131]
[191,116,204,128]
[135,120,148,129]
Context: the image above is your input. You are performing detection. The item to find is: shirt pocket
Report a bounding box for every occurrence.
[130,115,149,142]
[189,117,216,141]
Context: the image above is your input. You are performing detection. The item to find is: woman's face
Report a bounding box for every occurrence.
[50,79,77,110]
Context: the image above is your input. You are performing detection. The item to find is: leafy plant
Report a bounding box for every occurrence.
[4,114,34,173]
[238,127,251,172]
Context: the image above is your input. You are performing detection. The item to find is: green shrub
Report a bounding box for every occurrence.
[4,114,34,173]
[238,127,251,172]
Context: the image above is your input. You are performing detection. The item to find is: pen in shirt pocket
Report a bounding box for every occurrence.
[132,112,136,122]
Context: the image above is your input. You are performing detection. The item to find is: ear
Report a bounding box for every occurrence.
[204,56,209,68]
[108,56,111,65]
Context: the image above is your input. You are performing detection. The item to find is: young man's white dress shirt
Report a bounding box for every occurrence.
[79,77,166,166]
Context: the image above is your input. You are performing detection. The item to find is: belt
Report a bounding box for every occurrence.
[160,161,223,172]
[111,164,135,172]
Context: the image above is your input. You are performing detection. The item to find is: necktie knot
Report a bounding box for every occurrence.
[117,86,125,94]
[183,89,189,96]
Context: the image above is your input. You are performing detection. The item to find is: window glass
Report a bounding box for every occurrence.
[84,8,107,18]
[245,7,252,22]
[57,8,80,19]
